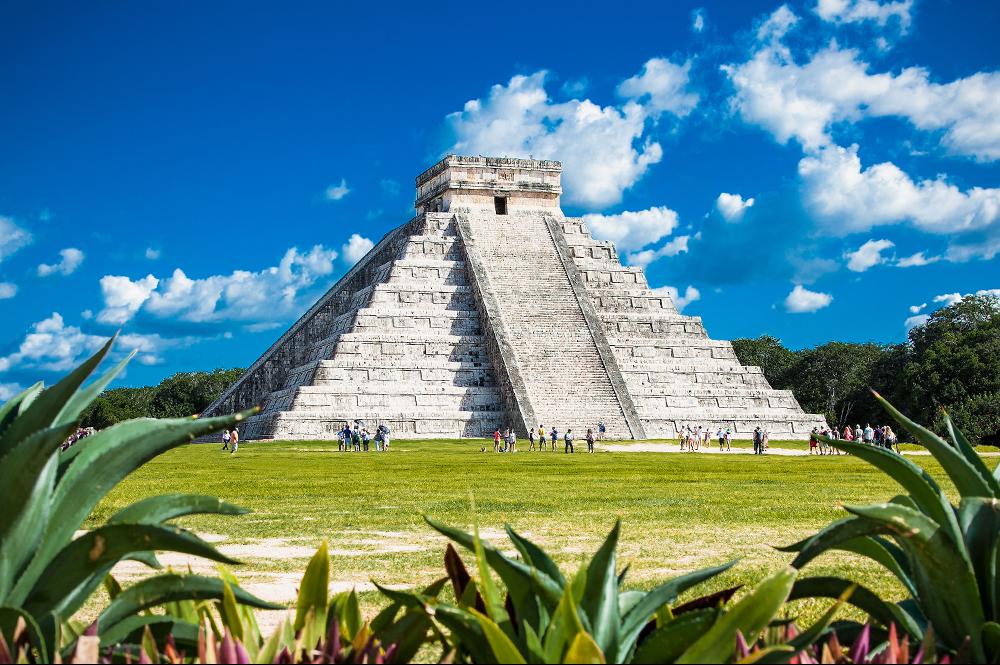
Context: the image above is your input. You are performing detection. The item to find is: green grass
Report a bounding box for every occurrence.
[86,438,986,629]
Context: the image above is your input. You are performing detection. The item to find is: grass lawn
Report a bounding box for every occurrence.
[85,438,983,631]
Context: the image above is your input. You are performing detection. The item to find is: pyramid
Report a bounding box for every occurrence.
[202,156,828,440]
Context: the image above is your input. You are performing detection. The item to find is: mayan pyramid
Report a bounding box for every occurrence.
[202,156,828,440]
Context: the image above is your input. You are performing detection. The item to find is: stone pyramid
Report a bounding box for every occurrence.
[202,156,828,440]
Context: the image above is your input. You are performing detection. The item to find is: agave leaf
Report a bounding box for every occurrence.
[0,382,43,440]
[24,523,240,621]
[108,494,248,525]
[432,605,498,664]
[96,574,280,635]
[790,576,923,640]
[838,537,917,598]
[677,566,797,664]
[943,411,1000,496]
[0,338,115,460]
[94,614,192,649]
[504,524,566,587]
[957,498,1000,619]
[12,409,256,603]
[824,437,954,528]
[55,350,136,430]
[469,609,526,664]
[472,523,507,627]
[631,609,719,664]
[784,583,855,654]
[342,589,362,641]
[543,568,587,664]
[874,391,993,499]
[381,609,434,664]
[845,501,984,656]
[782,516,889,568]
[580,521,621,659]
[564,630,606,664]
[619,560,737,659]
[293,542,329,634]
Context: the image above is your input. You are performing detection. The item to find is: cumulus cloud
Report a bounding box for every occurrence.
[652,285,701,312]
[716,192,755,221]
[0,282,16,299]
[97,245,339,326]
[626,236,690,268]
[799,144,1000,236]
[447,64,696,208]
[342,233,375,264]
[724,27,1000,161]
[97,275,159,325]
[325,179,351,201]
[37,247,85,277]
[784,284,833,313]
[145,247,161,260]
[583,206,680,253]
[845,238,894,272]
[933,292,963,307]
[895,251,940,267]
[814,0,913,30]
[908,303,926,314]
[905,314,929,329]
[0,216,32,262]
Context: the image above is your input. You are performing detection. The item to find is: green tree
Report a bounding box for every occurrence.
[731,335,799,388]
[788,342,886,428]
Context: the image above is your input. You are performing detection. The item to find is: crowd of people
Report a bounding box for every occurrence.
[809,423,899,455]
[337,422,392,452]
[487,420,607,454]
[61,426,96,451]
[677,425,743,452]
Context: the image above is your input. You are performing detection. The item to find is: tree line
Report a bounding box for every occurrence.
[732,293,1000,445]
[81,367,244,429]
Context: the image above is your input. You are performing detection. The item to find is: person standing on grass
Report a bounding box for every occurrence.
[724,428,732,451]
[528,427,536,451]
[762,429,769,454]
[494,428,501,452]
[382,424,391,452]
[752,427,761,455]
[362,429,370,452]
[352,426,362,452]
[717,428,725,451]
[539,424,546,451]
[703,427,710,450]
[586,428,595,453]
[678,425,686,451]
[230,428,239,455]
[598,419,606,441]
[809,428,819,455]
[222,428,231,451]
[564,428,574,454]
[551,426,558,452]
[509,429,517,453]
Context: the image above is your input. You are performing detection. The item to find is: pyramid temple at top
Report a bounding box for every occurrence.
[201,156,828,440]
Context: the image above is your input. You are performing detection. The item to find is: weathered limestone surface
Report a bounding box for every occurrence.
[202,155,828,439]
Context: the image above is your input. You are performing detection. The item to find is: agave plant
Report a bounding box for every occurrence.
[0,337,277,661]
[781,392,1000,661]
[362,517,850,663]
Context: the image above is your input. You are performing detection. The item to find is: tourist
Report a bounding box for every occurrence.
[885,425,898,452]
[761,429,769,454]
[564,428,574,454]
[221,428,231,451]
[693,426,702,451]
[362,429,370,452]
[352,426,362,452]
[586,428,595,453]
[494,428,501,453]
[381,424,391,451]
[703,427,710,450]
[863,424,873,445]
[538,424,546,451]
[508,429,517,453]
[230,427,239,455]
[598,419,606,441]
[340,425,350,452]
[842,425,854,443]
[717,428,725,451]
[528,427,536,451]
[551,426,558,452]
[753,427,762,455]
[678,425,686,451]
[809,428,819,455]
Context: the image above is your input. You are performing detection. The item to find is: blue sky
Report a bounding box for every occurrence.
[1,0,998,395]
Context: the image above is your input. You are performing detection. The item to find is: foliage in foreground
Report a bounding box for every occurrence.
[0,339,273,661]
[783,391,1000,662]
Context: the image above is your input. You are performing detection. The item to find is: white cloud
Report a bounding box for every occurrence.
[815,0,913,30]
[691,8,706,33]
[651,285,701,312]
[583,206,680,253]
[0,382,24,401]
[37,247,85,277]
[97,275,159,325]
[617,58,700,116]
[724,31,1000,161]
[845,238,894,272]
[895,251,940,267]
[905,314,929,329]
[799,144,1000,235]
[145,247,161,260]
[626,235,691,268]
[756,5,799,43]
[97,245,339,326]
[908,303,926,314]
[933,292,963,307]
[0,216,32,262]
[446,64,696,208]
[784,284,833,313]
[342,233,375,264]
[0,313,105,373]
[716,192,755,221]
[0,282,16,299]
[325,179,351,201]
